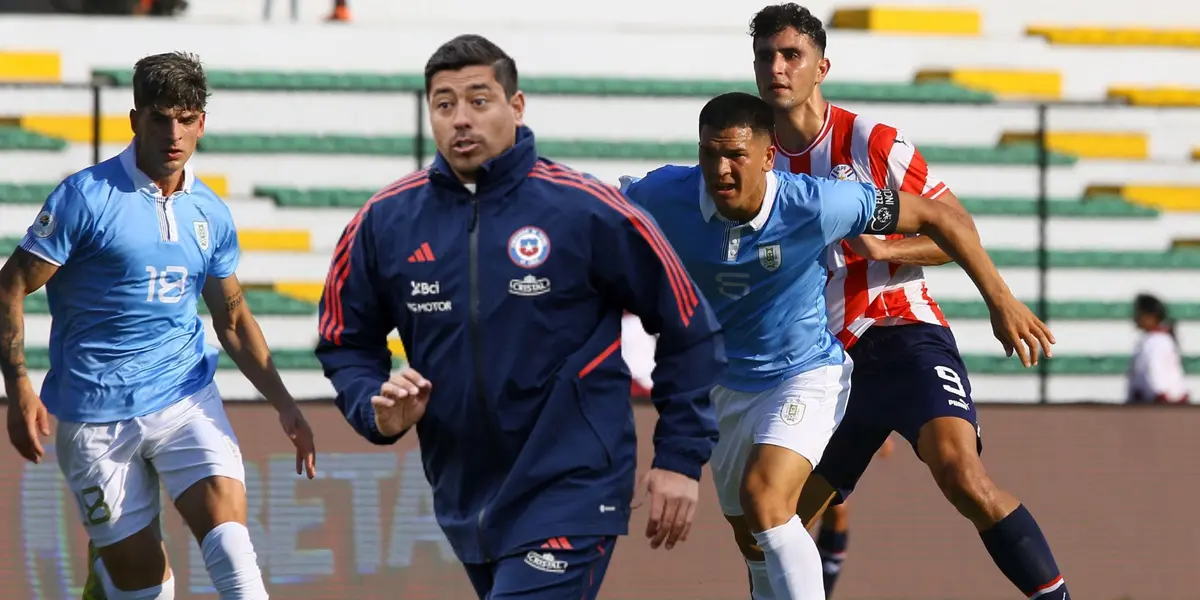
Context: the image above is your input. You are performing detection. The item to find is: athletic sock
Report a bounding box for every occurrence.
[746,558,776,599]
[752,515,825,600]
[979,504,1069,599]
[201,522,269,600]
[815,526,848,597]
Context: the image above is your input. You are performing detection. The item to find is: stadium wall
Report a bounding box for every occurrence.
[3,401,1195,599]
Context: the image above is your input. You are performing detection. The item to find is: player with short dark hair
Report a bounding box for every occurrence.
[747,4,1071,599]
[315,34,725,600]
[1,51,316,600]
[621,90,1053,600]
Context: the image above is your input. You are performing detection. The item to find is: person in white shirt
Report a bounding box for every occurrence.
[1128,294,1190,404]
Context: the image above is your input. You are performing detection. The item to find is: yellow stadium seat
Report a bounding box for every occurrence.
[1028,25,1200,48]
[1108,86,1200,107]
[0,51,60,83]
[916,69,1062,99]
[198,174,229,198]
[998,131,1148,160]
[16,114,132,144]
[832,7,981,36]
[274,281,324,303]
[238,230,311,252]
[1085,184,1200,211]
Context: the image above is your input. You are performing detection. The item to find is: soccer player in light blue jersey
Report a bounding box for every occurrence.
[621,92,1054,600]
[0,52,316,600]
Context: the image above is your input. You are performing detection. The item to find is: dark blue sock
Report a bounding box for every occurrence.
[816,526,848,598]
[979,504,1069,598]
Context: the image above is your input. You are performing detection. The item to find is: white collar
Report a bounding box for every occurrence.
[699,170,778,230]
[119,140,196,197]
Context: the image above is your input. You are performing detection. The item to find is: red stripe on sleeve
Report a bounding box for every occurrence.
[321,172,429,345]
[866,123,897,189]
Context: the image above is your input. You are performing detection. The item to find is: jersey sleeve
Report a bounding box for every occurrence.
[813,178,877,246]
[19,181,93,266]
[314,205,401,445]
[208,205,241,279]
[592,182,723,481]
[874,127,949,199]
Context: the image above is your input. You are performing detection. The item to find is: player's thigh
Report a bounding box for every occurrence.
[708,385,761,517]
[143,383,248,540]
[56,419,161,549]
[891,328,983,458]
[490,536,617,600]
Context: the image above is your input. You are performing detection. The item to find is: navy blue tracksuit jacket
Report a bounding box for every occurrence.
[314,126,725,564]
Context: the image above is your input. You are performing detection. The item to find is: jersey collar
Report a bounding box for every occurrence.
[119,140,196,197]
[699,170,778,230]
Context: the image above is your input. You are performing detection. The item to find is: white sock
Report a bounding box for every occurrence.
[751,515,825,600]
[94,556,176,599]
[201,521,269,600]
[747,558,776,600]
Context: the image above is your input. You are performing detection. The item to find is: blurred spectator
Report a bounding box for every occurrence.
[1127,293,1190,404]
[327,0,349,21]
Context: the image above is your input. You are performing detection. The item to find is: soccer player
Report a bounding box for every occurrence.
[748,4,1072,599]
[314,34,724,600]
[0,52,316,600]
[620,91,1053,600]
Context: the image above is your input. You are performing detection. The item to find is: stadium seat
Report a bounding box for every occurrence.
[91,67,997,104]
[0,126,66,151]
[0,230,310,253]
[1027,26,1200,49]
[939,299,1200,320]
[1108,86,1200,107]
[998,131,1149,160]
[0,182,56,204]
[191,133,1077,165]
[830,7,981,36]
[916,69,1063,100]
[0,51,60,83]
[959,196,1157,217]
[13,114,133,144]
[1086,184,1200,211]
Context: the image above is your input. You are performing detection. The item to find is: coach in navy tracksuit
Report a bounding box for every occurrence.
[314,34,725,599]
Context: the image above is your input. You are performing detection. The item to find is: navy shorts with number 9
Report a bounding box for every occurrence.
[814,322,983,505]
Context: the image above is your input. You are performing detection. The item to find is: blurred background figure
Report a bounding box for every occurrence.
[327,0,349,21]
[1127,293,1190,404]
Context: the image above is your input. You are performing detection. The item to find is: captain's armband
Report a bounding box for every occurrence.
[866,188,900,234]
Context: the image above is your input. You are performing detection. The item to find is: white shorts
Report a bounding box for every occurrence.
[709,356,853,516]
[55,382,246,548]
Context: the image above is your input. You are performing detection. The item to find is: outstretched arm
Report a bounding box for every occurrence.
[849,190,969,266]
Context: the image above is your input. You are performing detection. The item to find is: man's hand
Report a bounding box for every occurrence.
[371,368,432,437]
[989,297,1056,367]
[7,380,49,464]
[277,402,316,479]
[634,468,698,550]
[844,235,891,261]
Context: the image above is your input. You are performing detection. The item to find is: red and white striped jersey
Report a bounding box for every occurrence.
[773,103,950,349]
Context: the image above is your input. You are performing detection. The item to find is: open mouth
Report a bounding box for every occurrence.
[712,183,737,196]
[452,139,480,154]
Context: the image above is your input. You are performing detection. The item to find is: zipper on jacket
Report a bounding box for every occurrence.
[467,195,492,563]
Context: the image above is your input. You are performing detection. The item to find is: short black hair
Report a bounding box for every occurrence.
[698,92,775,137]
[132,51,209,112]
[1135,293,1168,321]
[749,3,828,54]
[424,34,519,98]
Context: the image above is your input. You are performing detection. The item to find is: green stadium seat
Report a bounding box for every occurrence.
[92,68,996,103]
[938,300,1200,320]
[972,249,1200,269]
[23,347,400,371]
[0,126,67,151]
[959,195,1157,217]
[21,289,314,316]
[962,354,1200,375]
[203,133,1073,165]
[0,182,56,204]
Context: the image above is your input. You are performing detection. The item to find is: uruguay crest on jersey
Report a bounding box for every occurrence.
[758,242,783,272]
[508,226,550,269]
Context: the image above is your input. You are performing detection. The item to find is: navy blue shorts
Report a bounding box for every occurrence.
[814,322,983,505]
[463,535,616,599]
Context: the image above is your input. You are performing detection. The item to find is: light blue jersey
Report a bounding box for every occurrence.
[622,166,875,392]
[19,143,240,423]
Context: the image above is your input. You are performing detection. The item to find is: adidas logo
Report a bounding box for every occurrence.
[408,242,436,263]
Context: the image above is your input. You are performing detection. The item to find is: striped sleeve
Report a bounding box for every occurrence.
[866,124,950,200]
